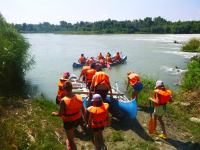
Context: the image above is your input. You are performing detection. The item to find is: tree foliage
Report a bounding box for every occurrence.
[13,16,200,34]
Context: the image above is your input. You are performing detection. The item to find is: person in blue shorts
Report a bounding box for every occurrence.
[125,71,143,102]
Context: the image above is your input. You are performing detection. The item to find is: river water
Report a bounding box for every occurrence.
[24,34,200,101]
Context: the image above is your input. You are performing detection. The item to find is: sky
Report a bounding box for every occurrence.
[0,0,200,25]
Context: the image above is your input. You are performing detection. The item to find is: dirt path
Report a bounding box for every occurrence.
[60,106,199,150]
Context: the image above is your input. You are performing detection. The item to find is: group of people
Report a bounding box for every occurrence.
[52,65,173,149]
[78,52,122,67]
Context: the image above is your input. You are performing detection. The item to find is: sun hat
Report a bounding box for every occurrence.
[92,94,102,101]
[63,71,70,77]
[155,80,164,88]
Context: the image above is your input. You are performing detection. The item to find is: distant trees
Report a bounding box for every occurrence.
[13,16,200,34]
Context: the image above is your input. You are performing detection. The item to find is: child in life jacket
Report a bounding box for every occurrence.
[87,94,111,150]
[149,80,173,139]
[52,80,86,150]
[56,71,70,105]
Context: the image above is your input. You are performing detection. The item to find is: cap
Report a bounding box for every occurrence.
[155,80,164,88]
[63,71,70,77]
[92,94,102,101]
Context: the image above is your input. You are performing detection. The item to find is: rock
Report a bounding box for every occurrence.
[179,78,184,86]
[189,117,200,123]
[174,66,178,69]
[180,102,190,106]
[173,83,178,86]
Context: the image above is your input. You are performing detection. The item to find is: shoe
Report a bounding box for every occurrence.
[159,134,168,139]
[66,140,71,150]
[101,146,107,150]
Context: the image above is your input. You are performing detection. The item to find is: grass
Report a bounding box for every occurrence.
[181,38,200,52]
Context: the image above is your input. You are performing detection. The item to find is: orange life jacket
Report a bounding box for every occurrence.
[89,59,93,65]
[87,103,109,128]
[115,54,120,60]
[79,57,86,63]
[107,57,112,63]
[98,55,103,60]
[58,78,70,101]
[62,94,83,122]
[94,72,110,90]
[82,66,91,76]
[100,59,105,65]
[106,54,109,58]
[128,73,142,87]
[153,89,172,107]
[87,69,97,83]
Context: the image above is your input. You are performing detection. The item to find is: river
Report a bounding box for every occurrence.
[24,34,200,101]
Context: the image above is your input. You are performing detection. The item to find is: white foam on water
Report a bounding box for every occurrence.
[161,66,187,75]
[158,50,198,58]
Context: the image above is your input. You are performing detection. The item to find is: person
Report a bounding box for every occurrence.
[85,64,97,90]
[96,52,103,60]
[149,80,173,139]
[52,80,86,150]
[99,56,106,67]
[89,57,95,65]
[88,66,112,103]
[78,54,87,64]
[87,94,111,150]
[125,71,143,102]
[106,54,113,63]
[56,71,70,105]
[114,52,121,61]
[78,62,91,81]
[105,52,110,59]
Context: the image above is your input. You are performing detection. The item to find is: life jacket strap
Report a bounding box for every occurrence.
[94,79,109,89]
[59,88,64,91]
[62,111,80,116]
[93,119,106,124]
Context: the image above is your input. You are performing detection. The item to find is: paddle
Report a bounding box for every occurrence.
[107,63,111,69]
[148,82,154,134]
[115,82,120,98]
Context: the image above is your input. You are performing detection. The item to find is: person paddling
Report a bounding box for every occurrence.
[87,94,111,150]
[125,71,143,102]
[52,80,86,150]
[149,80,173,139]
[99,56,106,67]
[114,52,121,62]
[96,52,103,60]
[106,54,113,64]
[56,71,70,105]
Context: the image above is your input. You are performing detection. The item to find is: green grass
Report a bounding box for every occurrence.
[181,38,200,52]
[113,130,125,142]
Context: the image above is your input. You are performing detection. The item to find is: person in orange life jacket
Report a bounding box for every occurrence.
[87,94,111,150]
[105,52,110,59]
[106,54,113,63]
[52,80,86,150]
[88,66,112,103]
[78,62,91,81]
[96,52,103,60]
[56,71,70,105]
[114,52,121,61]
[149,80,173,139]
[125,71,143,102]
[99,56,106,67]
[89,57,95,65]
[78,54,87,64]
[85,64,97,90]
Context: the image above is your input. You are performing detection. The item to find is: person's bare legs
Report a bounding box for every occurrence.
[131,90,141,102]
[99,130,106,148]
[153,114,158,133]
[158,116,167,136]
[94,131,99,149]
[65,127,77,150]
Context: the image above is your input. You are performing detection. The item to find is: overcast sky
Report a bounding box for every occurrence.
[1,0,200,25]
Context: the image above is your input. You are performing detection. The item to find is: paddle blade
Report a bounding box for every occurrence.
[149,117,154,134]
[107,63,111,68]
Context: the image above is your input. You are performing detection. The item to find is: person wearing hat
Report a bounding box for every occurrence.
[87,94,111,150]
[96,52,103,60]
[56,71,70,105]
[125,71,143,102]
[52,80,86,150]
[149,80,173,139]
[78,54,87,64]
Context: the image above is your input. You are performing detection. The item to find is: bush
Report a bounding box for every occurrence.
[181,38,200,52]
[0,14,35,96]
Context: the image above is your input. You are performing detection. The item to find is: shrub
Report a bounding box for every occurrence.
[181,38,200,52]
[0,14,35,96]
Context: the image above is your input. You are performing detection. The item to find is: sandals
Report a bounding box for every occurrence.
[159,134,168,139]
[66,140,71,150]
